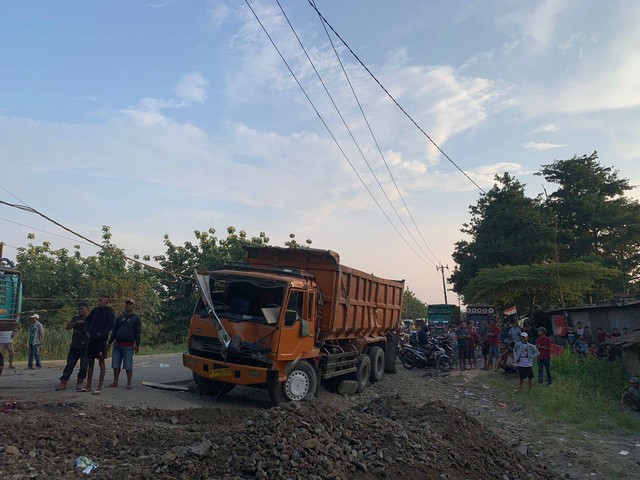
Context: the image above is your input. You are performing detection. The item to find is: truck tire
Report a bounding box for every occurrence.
[193,372,235,398]
[385,332,398,373]
[269,361,317,405]
[368,346,385,383]
[352,354,370,393]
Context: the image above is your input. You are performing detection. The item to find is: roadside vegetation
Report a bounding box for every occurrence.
[487,351,640,434]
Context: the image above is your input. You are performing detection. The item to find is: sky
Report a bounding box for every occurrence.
[1,0,639,305]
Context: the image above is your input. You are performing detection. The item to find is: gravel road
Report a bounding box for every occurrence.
[1,353,639,479]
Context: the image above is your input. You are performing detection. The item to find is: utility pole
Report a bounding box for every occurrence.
[0,241,4,258]
[436,263,449,304]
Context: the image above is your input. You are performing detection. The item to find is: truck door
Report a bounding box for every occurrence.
[277,289,315,361]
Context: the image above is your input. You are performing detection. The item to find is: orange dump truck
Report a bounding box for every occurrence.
[183,246,404,403]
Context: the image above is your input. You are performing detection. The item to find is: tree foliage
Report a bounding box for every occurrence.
[452,153,640,307]
[462,262,619,311]
[450,173,554,293]
[402,288,428,319]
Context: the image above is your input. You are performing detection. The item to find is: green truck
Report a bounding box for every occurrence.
[427,304,456,335]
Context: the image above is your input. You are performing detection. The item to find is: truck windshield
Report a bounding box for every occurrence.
[197,274,286,325]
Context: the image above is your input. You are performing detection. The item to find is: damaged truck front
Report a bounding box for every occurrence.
[183,246,404,404]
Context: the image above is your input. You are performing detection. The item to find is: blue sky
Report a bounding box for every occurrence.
[1,0,639,304]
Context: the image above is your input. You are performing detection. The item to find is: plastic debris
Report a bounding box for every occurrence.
[159,363,170,368]
[75,456,99,474]
[619,450,629,455]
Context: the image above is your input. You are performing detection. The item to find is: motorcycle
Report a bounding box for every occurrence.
[399,341,452,372]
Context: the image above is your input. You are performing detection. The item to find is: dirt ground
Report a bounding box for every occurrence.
[1,356,639,479]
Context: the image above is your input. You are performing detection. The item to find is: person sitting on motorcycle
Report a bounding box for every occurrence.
[417,323,430,346]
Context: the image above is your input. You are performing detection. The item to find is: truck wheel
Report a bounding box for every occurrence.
[354,354,371,393]
[193,372,235,398]
[385,332,398,373]
[269,361,317,405]
[368,346,385,383]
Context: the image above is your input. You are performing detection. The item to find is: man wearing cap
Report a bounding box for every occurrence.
[107,299,141,390]
[620,377,640,411]
[85,294,115,394]
[535,327,552,386]
[513,332,539,390]
[55,302,91,391]
[27,314,45,369]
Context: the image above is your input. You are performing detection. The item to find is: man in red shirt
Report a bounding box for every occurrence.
[536,327,552,385]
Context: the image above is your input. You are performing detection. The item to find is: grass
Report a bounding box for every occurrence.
[8,326,185,361]
[485,349,640,434]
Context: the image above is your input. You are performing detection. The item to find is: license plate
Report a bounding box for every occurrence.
[209,367,232,378]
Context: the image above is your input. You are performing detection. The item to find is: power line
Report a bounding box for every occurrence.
[306,1,553,229]
[0,217,96,247]
[275,0,437,268]
[311,0,440,265]
[0,196,193,280]
[244,0,434,267]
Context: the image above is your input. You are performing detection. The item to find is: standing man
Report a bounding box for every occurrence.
[107,299,141,390]
[27,314,45,369]
[456,322,470,371]
[508,323,522,344]
[487,319,501,369]
[479,319,490,370]
[56,302,91,391]
[0,322,19,371]
[513,332,539,390]
[85,294,115,395]
[535,327,552,386]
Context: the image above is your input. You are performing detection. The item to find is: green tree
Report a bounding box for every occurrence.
[16,227,161,341]
[462,261,618,312]
[402,288,427,319]
[450,173,555,293]
[538,152,640,294]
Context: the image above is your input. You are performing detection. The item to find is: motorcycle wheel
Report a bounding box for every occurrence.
[437,355,452,372]
[401,351,417,370]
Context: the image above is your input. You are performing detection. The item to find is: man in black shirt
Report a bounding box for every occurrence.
[85,294,115,395]
[56,302,91,391]
[107,299,141,390]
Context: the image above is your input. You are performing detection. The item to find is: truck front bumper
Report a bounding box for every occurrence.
[183,353,279,386]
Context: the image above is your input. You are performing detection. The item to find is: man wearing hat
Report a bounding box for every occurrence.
[620,377,640,411]
[107,299,141,390]
[513,331,539,390]
[535,327,552,386]
[27,314,45,369]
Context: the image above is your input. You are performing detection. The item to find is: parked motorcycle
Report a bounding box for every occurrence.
[399,342,452,372]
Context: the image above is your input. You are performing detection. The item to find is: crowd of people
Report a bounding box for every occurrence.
[406,316,638,403]
[0,295,141,395]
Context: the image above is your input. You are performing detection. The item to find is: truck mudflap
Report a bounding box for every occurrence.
[183,353,278,386]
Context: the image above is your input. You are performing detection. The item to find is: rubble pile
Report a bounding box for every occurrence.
[0,395,558,479]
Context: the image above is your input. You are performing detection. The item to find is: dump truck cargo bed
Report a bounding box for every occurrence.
[245,247,404,342]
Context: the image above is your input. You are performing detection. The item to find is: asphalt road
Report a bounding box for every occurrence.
[0,352,273,410]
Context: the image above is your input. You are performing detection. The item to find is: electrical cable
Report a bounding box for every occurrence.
[275,0,437,268]
[0,217,96,247]
[307,0,553,229]
[311,0,440,265]
[244,0,433,266]
[0,198,193,280]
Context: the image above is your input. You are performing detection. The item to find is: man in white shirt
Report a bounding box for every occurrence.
[513,332,539,391]
[0,323,19,371]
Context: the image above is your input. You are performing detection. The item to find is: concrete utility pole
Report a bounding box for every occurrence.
[0,241,4,258]
[436,264,449,304]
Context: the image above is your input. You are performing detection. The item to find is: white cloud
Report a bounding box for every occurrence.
[528,123,559,134]
[522,142,569,151]
[175,72,208,103]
